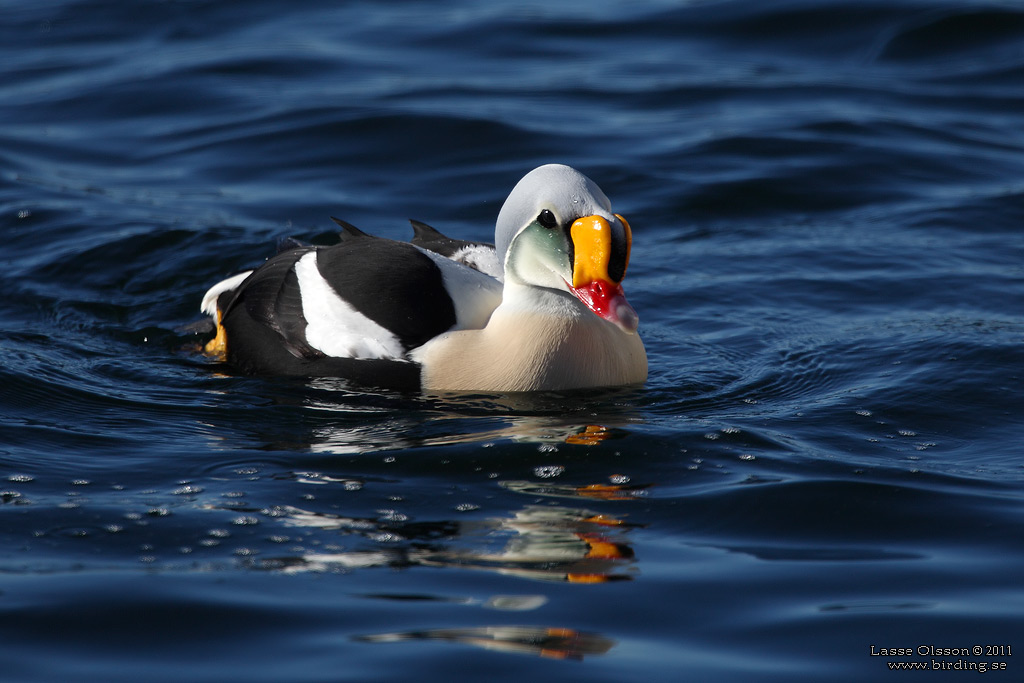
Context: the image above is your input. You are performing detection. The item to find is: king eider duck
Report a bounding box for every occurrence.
[200,164,647,392]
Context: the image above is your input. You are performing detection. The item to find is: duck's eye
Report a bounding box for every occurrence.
[537,209,558,229]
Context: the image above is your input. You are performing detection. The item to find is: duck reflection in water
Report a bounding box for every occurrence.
[198,374,645,456]
[355,625,615,661]
[251,500,639,660]
[263,503,639,584]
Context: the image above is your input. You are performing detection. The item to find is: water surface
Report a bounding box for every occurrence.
[2,1,1023,681]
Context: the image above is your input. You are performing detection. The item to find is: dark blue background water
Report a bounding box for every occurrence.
[2,1,1023,681]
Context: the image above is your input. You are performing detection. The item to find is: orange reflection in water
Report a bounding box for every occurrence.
[356,625,615,660]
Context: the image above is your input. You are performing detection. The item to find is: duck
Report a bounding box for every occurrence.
[200,164,647,392]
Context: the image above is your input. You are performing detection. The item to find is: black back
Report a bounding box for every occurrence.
[216,237,460,389]
[315,237,458,351]
[409,219,494,260]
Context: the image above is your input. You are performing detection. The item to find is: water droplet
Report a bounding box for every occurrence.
[739,454,756,461]
[609,474,630,484]
[173,485,203,495]
[484,595,548,611]
[7,474,33,483]
[533,465,564,479]
[537,444,558,453]
[455,503,480,512]
[231,516,259,526]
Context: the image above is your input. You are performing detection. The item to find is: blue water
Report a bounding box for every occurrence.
[2,1,1024,680]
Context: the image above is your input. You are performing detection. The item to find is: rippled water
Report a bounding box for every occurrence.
[2,1,1024,681]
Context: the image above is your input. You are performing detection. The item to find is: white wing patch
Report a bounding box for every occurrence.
[201,270,253,317]
[294,252,406,360]
[450,244,503,280]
